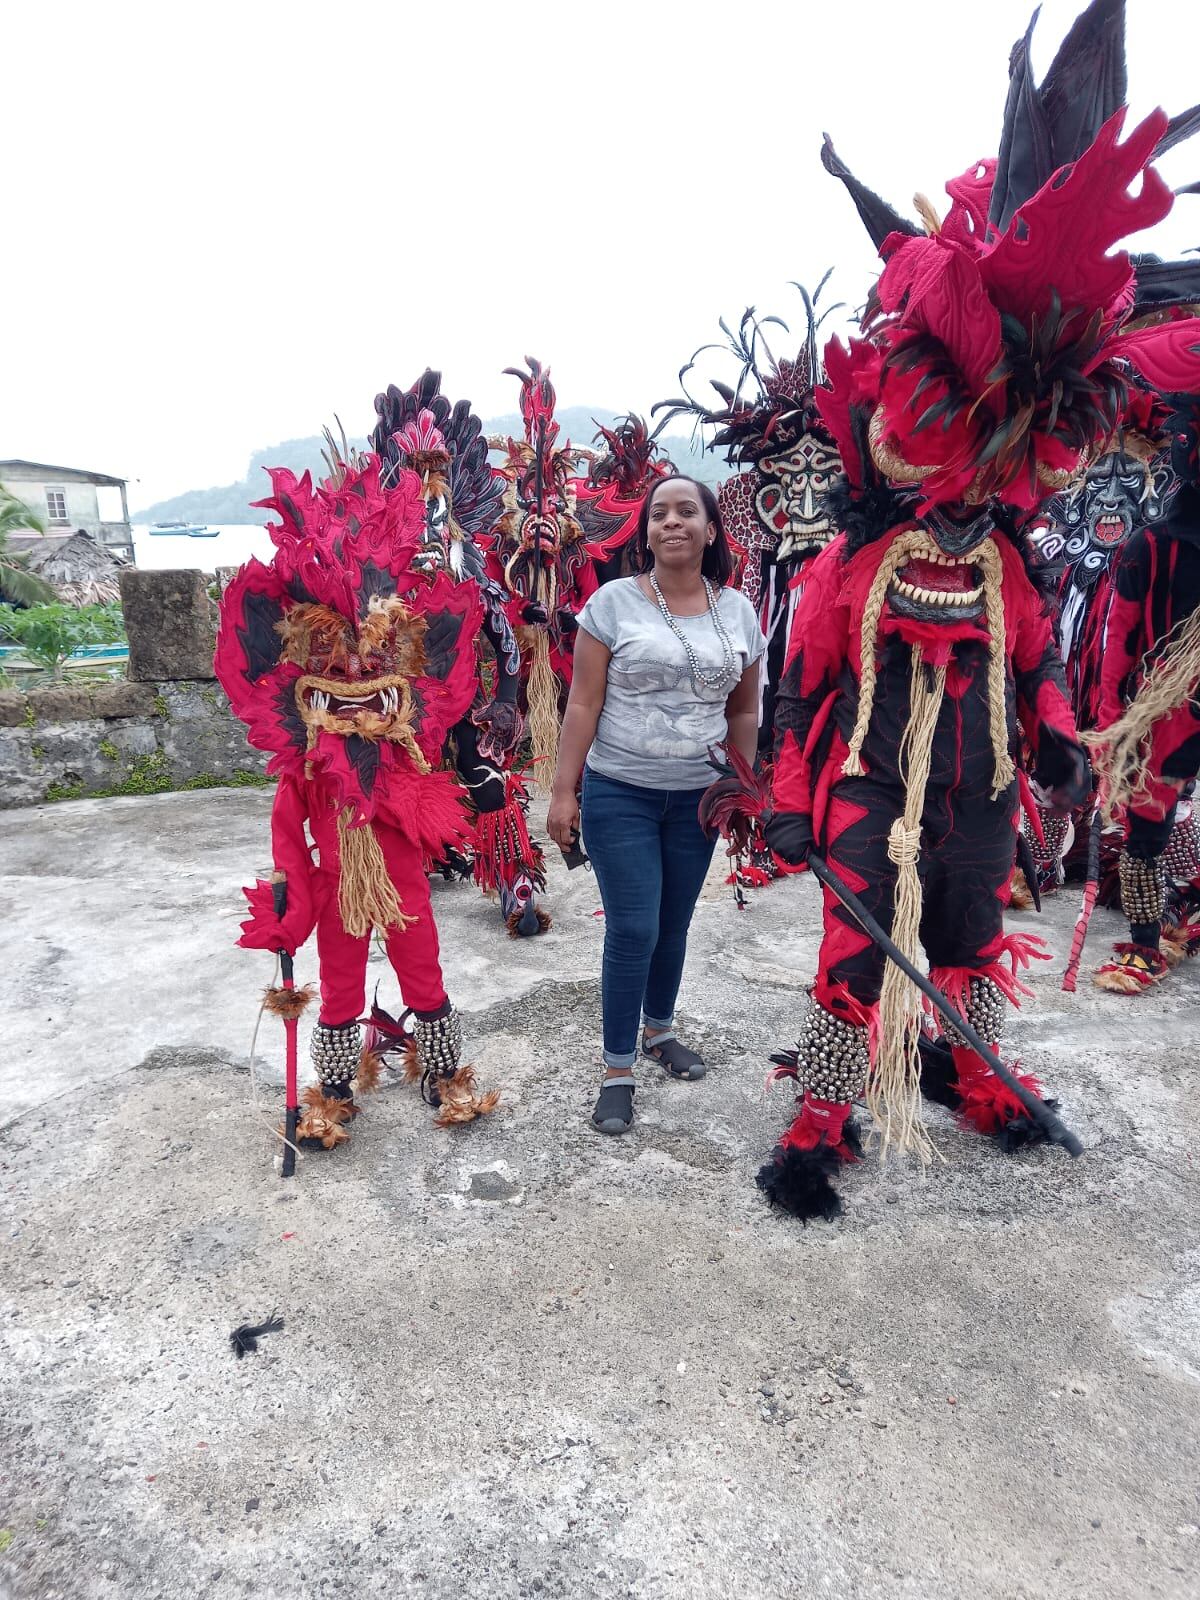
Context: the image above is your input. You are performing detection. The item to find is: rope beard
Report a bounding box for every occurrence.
[335,809,416,938]
[1084,606,1200,824]
[870,647,946,1163]
[974,539,1016,800]
[840,531,1014,800]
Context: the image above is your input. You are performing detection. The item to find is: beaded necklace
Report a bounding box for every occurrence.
[648,571,739,691]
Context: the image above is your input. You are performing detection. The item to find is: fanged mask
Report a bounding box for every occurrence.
[757,433,845,564]
[887,531,986,623]
[278,596,429,747]
[1071,450,1152,557]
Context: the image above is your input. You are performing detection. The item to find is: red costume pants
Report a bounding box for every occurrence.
[814,774,1018,1011]
[308,813,447,1025]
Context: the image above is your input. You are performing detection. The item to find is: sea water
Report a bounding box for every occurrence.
[131,524,273,572]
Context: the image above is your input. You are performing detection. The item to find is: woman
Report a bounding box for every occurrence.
[547,475,764,1134]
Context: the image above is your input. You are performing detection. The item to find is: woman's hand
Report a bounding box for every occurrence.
[547,789,581,852]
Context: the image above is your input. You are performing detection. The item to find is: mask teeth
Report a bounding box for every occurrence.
[890,578,983,607]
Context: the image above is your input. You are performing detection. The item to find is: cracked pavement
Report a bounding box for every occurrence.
[1,789,1198,1599]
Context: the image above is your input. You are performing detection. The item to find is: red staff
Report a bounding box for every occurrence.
[1062,806,1103,994]
[265,871,303,1177]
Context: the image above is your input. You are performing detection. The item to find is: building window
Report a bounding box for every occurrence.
[46,488,68,522]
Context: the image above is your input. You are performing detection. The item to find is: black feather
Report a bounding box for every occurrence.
[755,1135,856,1224]
[820,133,917,250]
[995,1100,1059,1154]
[827,476,913,553]
[230,1311,284,1359]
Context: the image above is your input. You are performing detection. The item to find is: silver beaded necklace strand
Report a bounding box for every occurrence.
[648,570,738,691]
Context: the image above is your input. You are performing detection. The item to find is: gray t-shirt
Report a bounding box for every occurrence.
[577,577,765,790]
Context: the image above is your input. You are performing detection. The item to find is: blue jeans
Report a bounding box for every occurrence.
[581,767,717,1069]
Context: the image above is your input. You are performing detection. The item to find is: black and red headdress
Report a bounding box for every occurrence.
[652,280,842,470]
[371,368,504,538]
[573,414,674,561]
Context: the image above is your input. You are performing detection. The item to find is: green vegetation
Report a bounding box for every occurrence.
[98,738,119,760]
[0,486,56,607]
[179,770,274,792]
[152,692,170,717]
[20,701,35,728]
[44,780,84,802]
[0,602,126,681]
[44,757,274,803]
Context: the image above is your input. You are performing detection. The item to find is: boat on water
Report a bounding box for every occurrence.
[0,642,129,674]
[148,520,219,538]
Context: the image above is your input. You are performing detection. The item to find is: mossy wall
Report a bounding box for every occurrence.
[0,681,270,808]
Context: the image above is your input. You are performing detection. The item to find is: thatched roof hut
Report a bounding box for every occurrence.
[25,530,126,604]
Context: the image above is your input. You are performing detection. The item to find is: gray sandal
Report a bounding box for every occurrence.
[592,1076,636,1135]
[641,1029,706,1081]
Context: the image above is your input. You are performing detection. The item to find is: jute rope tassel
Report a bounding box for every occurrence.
[1084,605,1200,824]
[844,529,1016,1159]
[336,809,416,938]
[871,647,946,1162]
[524,627,562,792]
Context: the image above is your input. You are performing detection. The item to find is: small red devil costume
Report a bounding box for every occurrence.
[654,290,847,891]
[215,457,499,1142]
[757,1,1200,1221]
[484,358,598,784]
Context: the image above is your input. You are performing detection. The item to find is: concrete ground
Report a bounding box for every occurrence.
[1,789,1197,1600]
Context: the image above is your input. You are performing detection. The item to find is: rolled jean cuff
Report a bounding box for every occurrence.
[642,1012,673,1031]
[602,1047,638,1071]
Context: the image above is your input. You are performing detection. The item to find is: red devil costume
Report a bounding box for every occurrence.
[757,0,1200,1222]
[1014,399,1173,901]
[372,371,551,937]
[484,358,597,784]
[1091,391,1200,989]
[215,457,499,1144]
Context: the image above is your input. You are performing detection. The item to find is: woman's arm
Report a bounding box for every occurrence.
[547,627,611,849]
[723,659,760,769]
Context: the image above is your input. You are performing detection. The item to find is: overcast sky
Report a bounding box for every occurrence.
[4,0,1196,511]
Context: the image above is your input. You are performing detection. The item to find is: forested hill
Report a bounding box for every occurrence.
[132,406,720,526]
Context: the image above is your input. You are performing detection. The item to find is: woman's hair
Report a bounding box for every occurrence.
[630,475,735,586]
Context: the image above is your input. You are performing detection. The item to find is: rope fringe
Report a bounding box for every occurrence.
[869,647,946,1164]
[335,809,415,938]
[523,628,561,792]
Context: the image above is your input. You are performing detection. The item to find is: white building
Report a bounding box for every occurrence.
[0,458,134,562]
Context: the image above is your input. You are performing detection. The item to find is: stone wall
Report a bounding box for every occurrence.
[0,680,269,808]
[0,567,270,809]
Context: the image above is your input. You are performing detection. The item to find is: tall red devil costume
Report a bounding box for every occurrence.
[757,0,1200,1221]
[484,358,598,787]
[372,371,551,938]
[215,458,499,1145]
